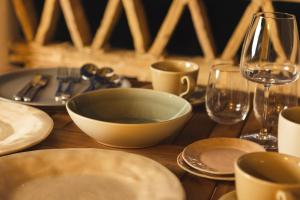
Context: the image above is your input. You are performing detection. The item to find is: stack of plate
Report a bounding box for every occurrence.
[177,138,265,181]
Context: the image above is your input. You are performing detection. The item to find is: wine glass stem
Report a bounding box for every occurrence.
[259,84,271,139]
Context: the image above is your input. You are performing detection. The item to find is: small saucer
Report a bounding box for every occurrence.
[182,138,265,175]
[219,191,237,200]
[185,85,205,106]
[177,153,234,181]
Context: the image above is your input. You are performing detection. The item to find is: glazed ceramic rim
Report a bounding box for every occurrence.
[0,101,53,156]
[150,60,199,75]
[235,152,300,187]
[177,153,235,181]
[280,106,300,126]
[182,137,265,175]
[66,88,192,127]
[0,148,185,200]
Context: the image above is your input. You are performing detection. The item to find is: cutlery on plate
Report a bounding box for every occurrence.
[23,75,49,102]
[13,74,43,101]
[80,64,98,91]
[60,68,81,101]
[55,68,68,101]
[80,63,123,91]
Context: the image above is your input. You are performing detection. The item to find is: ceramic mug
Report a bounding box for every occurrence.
[278,107,300,158]
[150,60,199,97]
[235,152,300,200]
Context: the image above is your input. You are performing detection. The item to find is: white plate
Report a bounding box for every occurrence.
[177,153,234,181]
[0,101,53,156]
[0,68,131,109]
[182,138,265,175]
[0,148,185,200]
[219,191,237,200]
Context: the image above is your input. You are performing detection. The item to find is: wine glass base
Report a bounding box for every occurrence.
[240,134,277,150]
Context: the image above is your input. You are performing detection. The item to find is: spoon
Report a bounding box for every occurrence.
[80,64,117,91]
[80,63,98,79]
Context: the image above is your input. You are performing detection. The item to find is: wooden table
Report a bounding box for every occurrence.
[2,67,263,200]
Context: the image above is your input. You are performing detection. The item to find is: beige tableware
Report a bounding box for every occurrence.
[278,107,300,158]
[66,88,192,148]
[182,138,265,175]
[0,148,185,200]
[150,60,199,97]
[177,153,234,181]
[0,101,53,156]
[218,191,236,200]
[235,152,300,200]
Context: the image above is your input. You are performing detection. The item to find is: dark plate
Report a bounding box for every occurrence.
[0,68,131,109]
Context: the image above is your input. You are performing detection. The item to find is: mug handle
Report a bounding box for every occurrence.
[277,190,297,200]
[179,76,195,97]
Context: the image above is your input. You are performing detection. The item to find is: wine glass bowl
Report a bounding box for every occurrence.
[240,12,300,149]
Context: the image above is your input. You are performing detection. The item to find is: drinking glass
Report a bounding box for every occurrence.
[240,12,300,149]
[206,64,250,124]
[254,82,298,131]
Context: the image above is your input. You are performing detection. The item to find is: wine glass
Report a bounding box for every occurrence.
[254,82,298,133]
[206,64,250,124]
[240,12,300,149]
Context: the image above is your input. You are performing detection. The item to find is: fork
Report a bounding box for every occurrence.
[61,68,81,101]
[55,68,68,101]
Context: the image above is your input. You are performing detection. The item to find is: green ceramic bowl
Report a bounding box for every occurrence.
[66,88,192,148]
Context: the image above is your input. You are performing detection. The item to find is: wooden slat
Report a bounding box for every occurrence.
[34,0,60,45]
[221,0,261,60]
[210,182,235,200]
[9,42,210,84]
[181,175,216,200]
[273,0,300,2]
[12,0,38,41]
[122,0,150,53]
[188,0,215,60]
[149,0,186,56]
[60,0,92,49]
[173,111,216,146]
[240,111,260,137]
[91,0,122,50]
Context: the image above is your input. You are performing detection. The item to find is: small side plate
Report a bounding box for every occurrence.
[177,153,234,181]
[182,138,265,175]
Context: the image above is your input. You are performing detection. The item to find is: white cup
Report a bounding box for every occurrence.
[278,107,300,158]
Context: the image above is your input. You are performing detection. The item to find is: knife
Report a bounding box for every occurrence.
[23,75,49,102]
[13,75,43,101]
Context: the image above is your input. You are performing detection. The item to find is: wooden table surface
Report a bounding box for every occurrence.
[2,66,263,200]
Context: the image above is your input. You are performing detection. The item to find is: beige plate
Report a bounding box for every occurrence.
[218,191,237,200]
[0,101,53,156]
[182,138,265,175]
[0,148,185,200]
[177,153,234,181]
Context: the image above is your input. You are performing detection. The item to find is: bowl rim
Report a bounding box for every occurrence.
[66,88,192,126]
